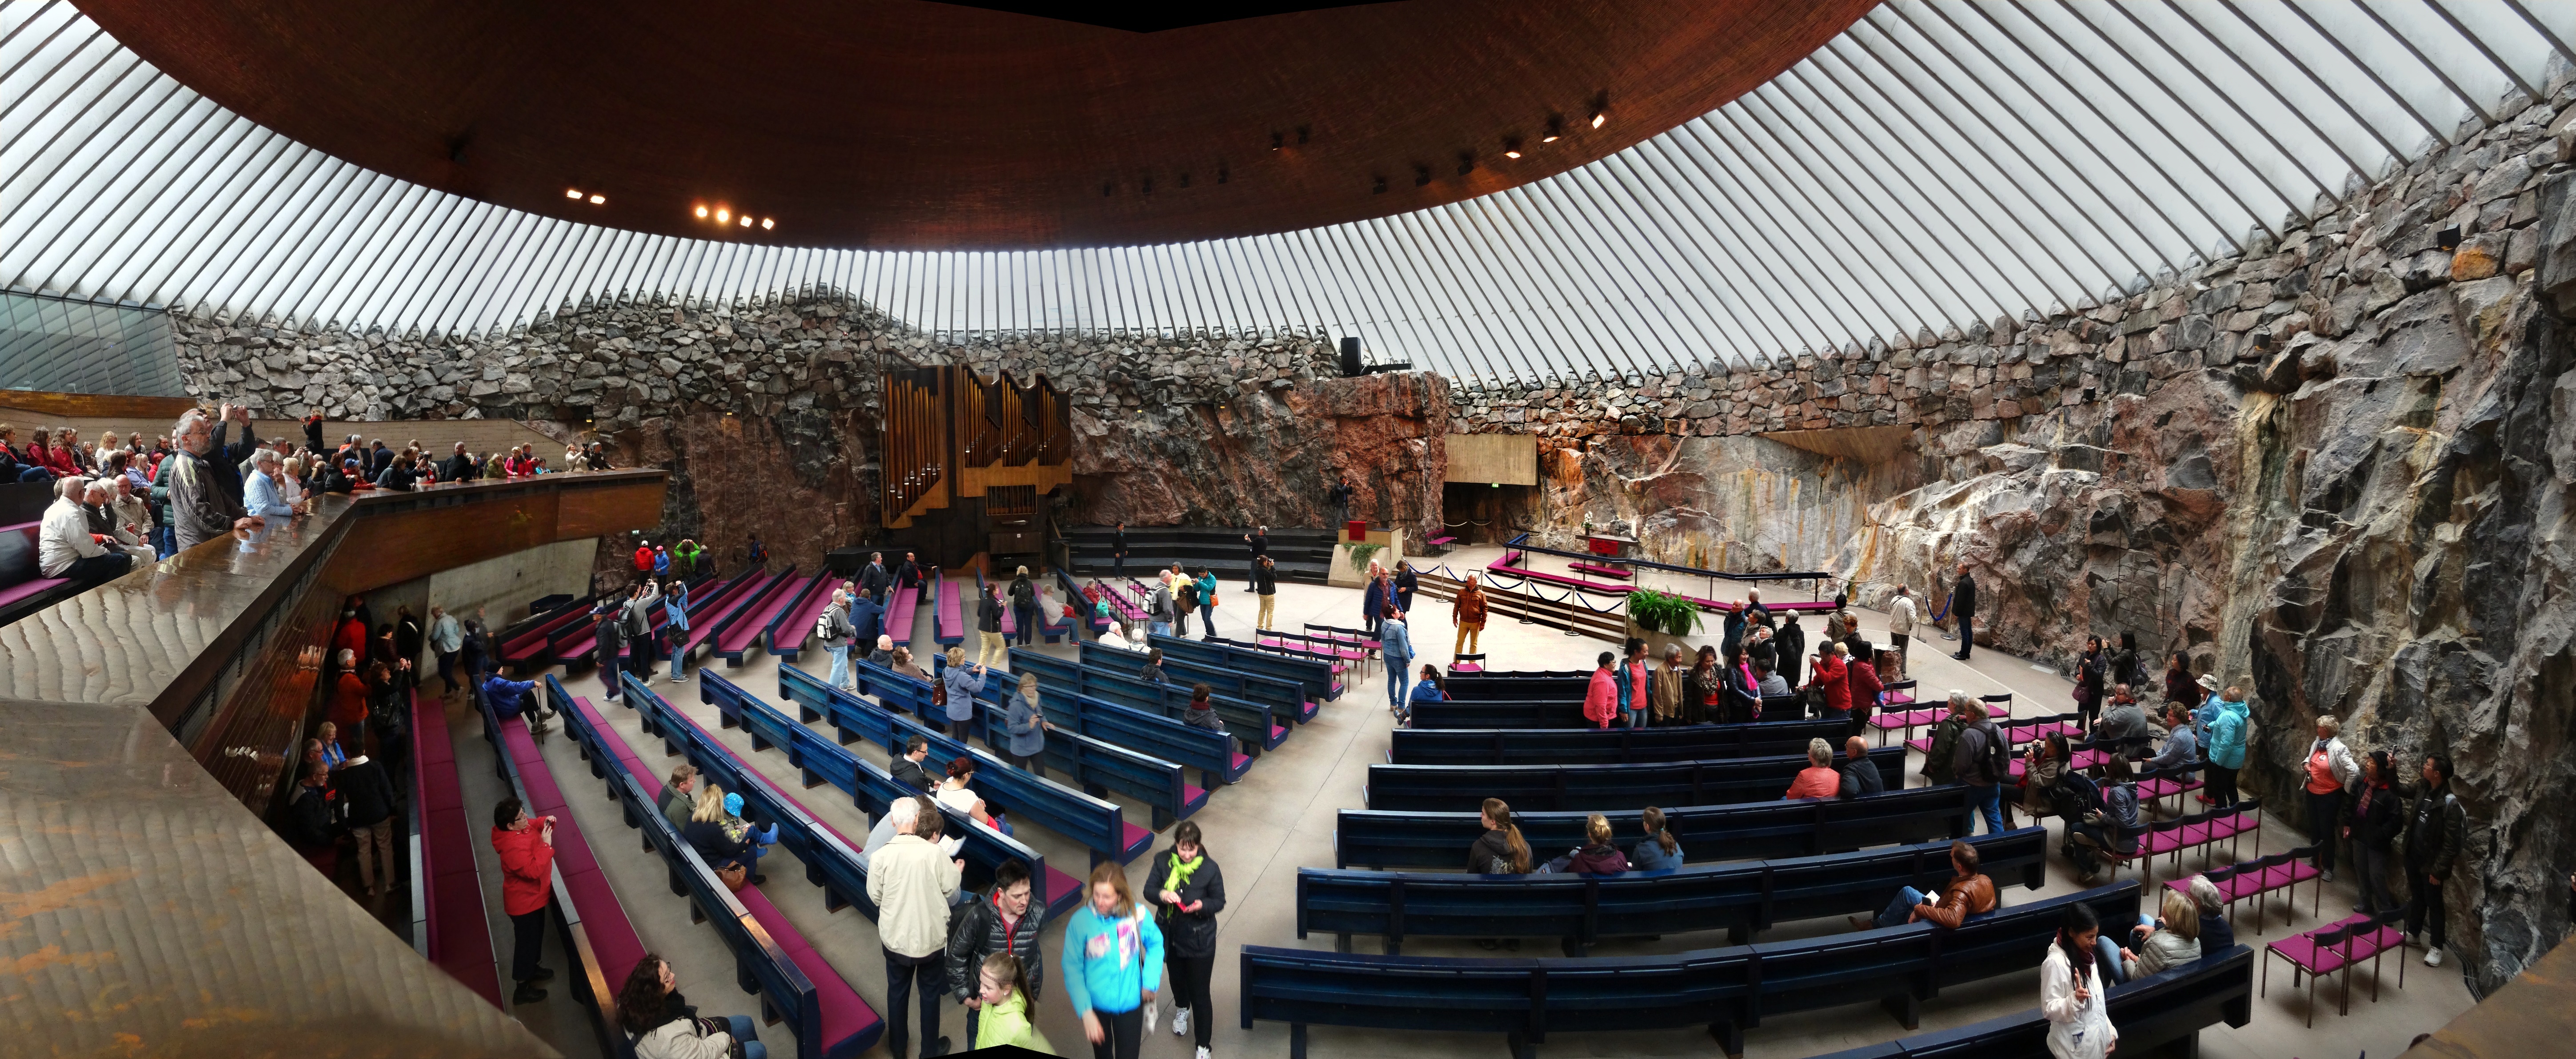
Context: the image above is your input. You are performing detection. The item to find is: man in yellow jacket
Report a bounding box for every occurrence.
[867,797,964,1059]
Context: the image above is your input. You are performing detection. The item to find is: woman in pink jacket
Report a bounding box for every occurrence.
[1583,651,1619,729]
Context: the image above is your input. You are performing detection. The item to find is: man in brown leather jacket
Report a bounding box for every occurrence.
[1854,840,1998,930]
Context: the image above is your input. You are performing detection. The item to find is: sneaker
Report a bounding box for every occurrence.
[1197,1048,1211,1059]
[2425,948,2444,967]
[1174,1007,1190,1036]
[1143,1000,1159,1034]
[2322,869,2336,882]
[511,983,547,1004]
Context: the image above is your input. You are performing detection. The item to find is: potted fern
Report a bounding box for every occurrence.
[1625,588,1702,658]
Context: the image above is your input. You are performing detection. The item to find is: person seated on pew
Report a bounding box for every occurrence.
[1837,736,1885,799]
[889,646,930,683]
[2097,685,2153,741]
[719,791,780,868]
[1785,738,1843,800]
[869,633,895,670]
[1851,840,1996,931]
[2143,703,2200,780]
[1470,798,1533,876]
[937,756,1012,837]
[2097,889,2201,984]
[2188,874,2234,953]
[1141,647,1170,686]
[1541,813,1631,875]
[619,953,771,1059]
[482,665,542,721]
[891,735,936,791]
[1182,683,1226,738]
[2066,756,2142,884]
[1402,663,1446,727]
[683,784,765,886]
[1753,657,1790,698]
[659,764,699,835]
[2009,733,2071,818]
[1628,807,1684,871]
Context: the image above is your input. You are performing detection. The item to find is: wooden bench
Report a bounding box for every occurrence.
[558,680,884,1059]
[1567,560,1633,580]
[709,567,807,665]
[1008,646,1286,752]
[897,656,1252,788]
[1387,717,1855,766]
[854,662,1209,829]
[1078,639,1317,724]
[1336,785,1977,870]
[1805,946,2254,1058]
[1363,746,1907,812]
[881,569,923,648]
[932,572,965,646]
[1424,534,1457,551]
[781,662,1154,866]
[1299,828,2048,955]
[1242,882,2143,1059]
[672,573,767,655]
[1158,633,1344,702]
[497,593,599,668]
[765,573,838,662]
[478,684,643,1054]
[410,687,502,1007]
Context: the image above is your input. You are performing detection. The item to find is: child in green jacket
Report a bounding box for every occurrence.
[974,952,1056,1055]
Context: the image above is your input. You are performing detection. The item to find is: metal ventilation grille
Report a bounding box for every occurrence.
[0,289,183,395]
[0,0,2565,385]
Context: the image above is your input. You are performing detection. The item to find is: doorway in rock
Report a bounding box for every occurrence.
[1440,482,1533,545]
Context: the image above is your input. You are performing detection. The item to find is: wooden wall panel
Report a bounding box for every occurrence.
[556,480,665,539]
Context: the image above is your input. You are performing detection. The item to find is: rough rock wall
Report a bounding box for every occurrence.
[1458,91,2576,994]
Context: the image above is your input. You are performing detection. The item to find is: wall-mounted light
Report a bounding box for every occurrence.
[1590,91,1609,129]
[1414,164,1432,187]
[2437,226,2462,250]
[1456,151,1475,176]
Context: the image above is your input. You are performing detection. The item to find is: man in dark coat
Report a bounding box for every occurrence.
[1837,736,1885,799]
[1242,525,1268,591]
[860,552,892,605]
[1950,562,1979,661]
[946,860,1045,1039]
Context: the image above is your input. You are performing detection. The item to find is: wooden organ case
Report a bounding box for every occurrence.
[877,365,1072,570]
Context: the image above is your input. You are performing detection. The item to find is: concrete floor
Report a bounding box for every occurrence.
[448,543,2475,1058]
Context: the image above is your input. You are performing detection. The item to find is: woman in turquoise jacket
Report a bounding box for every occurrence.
[2203,692,2249,807]
[1062,860,1162,1059]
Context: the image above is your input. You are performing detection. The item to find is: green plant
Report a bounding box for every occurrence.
[1347,541,1384,572]
[1628,589,1702,637]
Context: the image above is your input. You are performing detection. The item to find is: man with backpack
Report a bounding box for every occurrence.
[1148,575,1176,638]
[623,581,659,680]
[594,599,627,701]
[1950,696,2009,835]
[818,589,859,690]
[1923,692,1972,786]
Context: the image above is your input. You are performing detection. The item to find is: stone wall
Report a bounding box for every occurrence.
[1453,90,2576,995]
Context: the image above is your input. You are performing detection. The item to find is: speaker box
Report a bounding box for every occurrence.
[1339,336,1362,378]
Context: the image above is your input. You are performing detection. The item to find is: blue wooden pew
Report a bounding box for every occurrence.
[1007,647,1286,752]
[1802,946,2254,1058]
[1298,828,2050,955]
[891,658,1250,788]
[1336,785,1974,870]
[612,674,875,918]
[1154,633,1342,702]
[778,662,1154,866]
[1388,718,1855,765]
[1240,882,2144,1059]
[555,676,878,1059]
[1362,746,1908,812]
[687,669,1080,922]
[849,658,1207,829]
[1078,638,1318,724]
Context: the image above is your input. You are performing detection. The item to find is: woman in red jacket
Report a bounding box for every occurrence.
[1804,643,1852,721]
[329,650,371,754]
[490,796,558,1004]
[1583,651,1619,729]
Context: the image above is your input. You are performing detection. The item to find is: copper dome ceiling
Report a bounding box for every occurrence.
[69,0,1875,250]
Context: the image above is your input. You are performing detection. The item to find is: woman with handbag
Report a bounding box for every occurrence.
[2072,636,2105,734]
[683,785,762,889]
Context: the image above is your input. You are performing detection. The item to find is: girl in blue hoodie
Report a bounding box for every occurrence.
[1062,860,1162,1058]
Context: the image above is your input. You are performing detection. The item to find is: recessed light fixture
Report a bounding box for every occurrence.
[1542,115,1564,143]
[695,205,709,218]
[1271,131,1284,151]
[565,188,582,199]
[738,215,751,227]
[1591,111,1606,129]
[1503,137,1523,159]
[588,194,604,204]
[1456,151,1475,176]
[715,208,730,223]
[1372,175,1387,194]
[1414,164,1431,187]
[761,218,774,230]
[1590,91,1609,129]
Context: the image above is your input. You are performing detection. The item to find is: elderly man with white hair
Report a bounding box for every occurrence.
[80,479,153,563]
[167,404,261,550]
[39,477,133,585]
[243,448,307,521]
[108,475,155,553]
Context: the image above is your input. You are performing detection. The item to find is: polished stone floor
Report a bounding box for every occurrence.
[450,544,2475,1058]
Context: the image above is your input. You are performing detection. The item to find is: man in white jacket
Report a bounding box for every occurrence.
[867,796,963,1059]
[1886,585,1917,672]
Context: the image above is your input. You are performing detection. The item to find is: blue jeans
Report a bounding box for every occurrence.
[2096,936,2131,984]
[1874,885,1927,928]
[1198,602,1214,636]
[1150,621,1170,637]
[1386,656,1411,707]
[826,643,851,688]
[1969,784,2005,835]
[601,658,622,699]
[720,1014,768,1059]
[668,642,689,681]
[152,524,175,559]
[1625,708,1648,728]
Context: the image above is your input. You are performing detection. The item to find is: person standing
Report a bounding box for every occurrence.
[1451,573,1488,659]
[1241,526,1267,592]
[1147,574,1176,639]
[946,860,1044,1047]
[1110,522,1130,577]
[2345,750,2401,918]
[1327,477,1353,530]
[1649,644,1688,725]
[1886,585,1917,672]
[1170,573,1197,640]
[1583,651,1618,730]
[2073,636,2107,735]
[429,605,464,698]
[491,797,557,1005]
[1610,638,1649,729]
[662,578,691,683]
[819,589,858,691]
[338,748,398,897]
[623,581,661,681]
[2202,685,2249,807]
[1804,641,1852,721]
[745,533,768,571]
[976,582,1008,667]
[2041,903,2116,1059]
[1952,696,2007,835]
[1360,566,1387,638]
[943,649,988,743]
[1146,821,1225,1059]
[1378,607,1414,717]
[1009,566,1039,647]
[1949,562,1978,661]
[1193,568,1218,641]
[1002,673,1048,778]
[165,406,261,550]
[594,599,627,702]
[2304,716,2360,881]
[2403,754,2467,967]
[1250,556,1278,632]
[867,792,965,1059]
[1062,861,1162,1059]
[863,552,893,606]
[898,550,927,604]
[1393,560,1418,615]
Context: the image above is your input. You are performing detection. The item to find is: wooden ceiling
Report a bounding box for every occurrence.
[73,0,1874,250]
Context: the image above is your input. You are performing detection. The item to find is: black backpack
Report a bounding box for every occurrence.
[1973,723,2010,784]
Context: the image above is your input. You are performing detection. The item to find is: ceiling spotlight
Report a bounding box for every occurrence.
[1456,151,1475,176]
[1542,115,1563,143]
[588,194,604,204]
[738,214,752,227]
[1414,164,1431,187]
[1503,137,1523,159]
[1103,181,1114,196]
[1270,131,1284,151]
[565,188,583,199]
[1590,91,1609,129]
[1217,166,1229,184]
[1296,125,1310,145]
[761,218,774,230]
[1372,175,1387,194]
[1591,111,1606,129]
[715,208,730,223]
[695,205,709,218]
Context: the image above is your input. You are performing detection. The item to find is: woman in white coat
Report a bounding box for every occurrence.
[2042,902,2117,1058]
